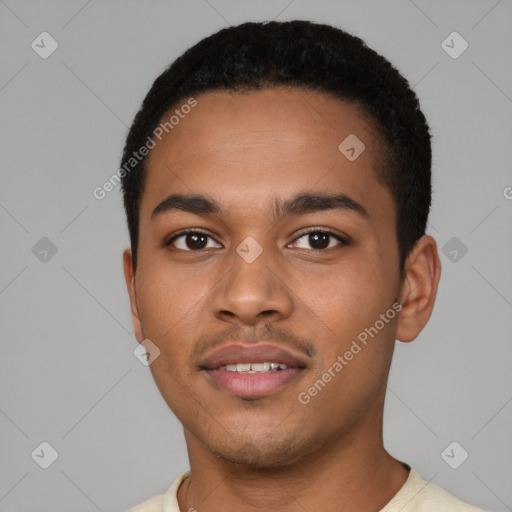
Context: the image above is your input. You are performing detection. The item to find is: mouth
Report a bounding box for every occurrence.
[217,362,290,372]
[200,343,307,399]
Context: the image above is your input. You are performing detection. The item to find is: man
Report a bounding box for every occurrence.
[122,20,483,512]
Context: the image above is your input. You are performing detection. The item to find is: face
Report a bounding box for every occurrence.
[124,88,420,468]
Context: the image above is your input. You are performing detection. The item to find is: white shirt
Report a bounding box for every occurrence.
[128,467,485,512]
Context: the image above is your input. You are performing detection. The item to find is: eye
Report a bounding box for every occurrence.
[289,230,348,251]
[165,230,221,251]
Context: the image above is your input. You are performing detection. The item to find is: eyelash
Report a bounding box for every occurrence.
[164,228,349,252]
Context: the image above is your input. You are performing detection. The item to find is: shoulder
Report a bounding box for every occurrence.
[128,472,190,512]
[127,493,164,512]
[381,467,485,512]
[413,479,486,512]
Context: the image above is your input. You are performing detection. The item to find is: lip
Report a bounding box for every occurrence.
[200,342,308,399]
[200,342,308,370]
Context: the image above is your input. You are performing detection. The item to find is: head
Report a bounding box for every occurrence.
[122,20,440,468]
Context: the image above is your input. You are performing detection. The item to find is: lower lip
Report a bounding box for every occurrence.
[204,368,304,399]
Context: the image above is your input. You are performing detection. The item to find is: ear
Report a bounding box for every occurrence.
[123,248,144,343]
[396,235,441,343]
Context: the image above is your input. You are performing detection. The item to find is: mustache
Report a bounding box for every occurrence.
[192,322,316,364]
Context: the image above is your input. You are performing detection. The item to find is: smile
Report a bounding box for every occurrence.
[218,362,289,372]
[200,342,308,399]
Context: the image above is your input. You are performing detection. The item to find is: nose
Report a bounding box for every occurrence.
[210,242,294,327]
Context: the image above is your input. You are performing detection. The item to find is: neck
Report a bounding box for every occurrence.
[177,423,409,512]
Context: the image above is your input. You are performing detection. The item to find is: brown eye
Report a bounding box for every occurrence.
[290,230,347,251]
[184,233,208,250]
[166,231,221,251]
[308,232,330,249]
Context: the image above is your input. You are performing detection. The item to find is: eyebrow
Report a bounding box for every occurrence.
[151,192,368,221]
[273,192,368,220]
[151,193,226,219]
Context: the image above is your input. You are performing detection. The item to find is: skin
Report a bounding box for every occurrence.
[123,87,441,512]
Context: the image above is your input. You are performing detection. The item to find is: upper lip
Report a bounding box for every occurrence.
[200,343,308,370]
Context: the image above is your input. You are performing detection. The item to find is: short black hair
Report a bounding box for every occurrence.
[121,20,431,273]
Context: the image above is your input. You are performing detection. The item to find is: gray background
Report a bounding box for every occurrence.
[1,0,511,511]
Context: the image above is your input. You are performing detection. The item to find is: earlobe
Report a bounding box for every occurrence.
[395,235,442,343]
[123,248,145,343]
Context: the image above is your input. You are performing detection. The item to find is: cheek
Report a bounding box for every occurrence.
[296,257,398,396]
[135,257,212,340]
[298,259,390,335]
[134,259,216,383]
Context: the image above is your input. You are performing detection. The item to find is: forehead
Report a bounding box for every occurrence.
[140,87,393,224]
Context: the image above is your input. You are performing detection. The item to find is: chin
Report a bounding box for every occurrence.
[206,434,311,470]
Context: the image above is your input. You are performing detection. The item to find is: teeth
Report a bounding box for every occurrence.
[251,362,269,371]
[219,362,289,372]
